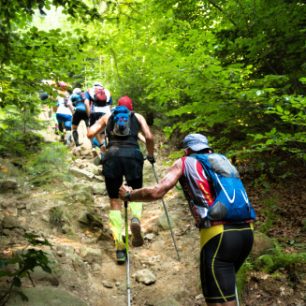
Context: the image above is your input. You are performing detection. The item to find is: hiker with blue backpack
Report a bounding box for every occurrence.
[119,133,256,306]
[68,87,89,147]
[87,95,155,264]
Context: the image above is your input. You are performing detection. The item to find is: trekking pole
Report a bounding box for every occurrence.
[151,164,180,261]
[235,286,240,306]
[124,201,132,306]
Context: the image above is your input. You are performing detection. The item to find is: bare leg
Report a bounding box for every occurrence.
[108,198,125,253]
[72,125,80,146]
[110,198,122,210]
[95,132,104,146]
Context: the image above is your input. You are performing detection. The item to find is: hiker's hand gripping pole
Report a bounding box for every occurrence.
[151,164,181,261]
[124,200,132,306]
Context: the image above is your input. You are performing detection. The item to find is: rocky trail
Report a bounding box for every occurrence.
[0,119,305,306]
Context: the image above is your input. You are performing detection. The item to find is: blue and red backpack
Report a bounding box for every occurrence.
[192,153,256,224]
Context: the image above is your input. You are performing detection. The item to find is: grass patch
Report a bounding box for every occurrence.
[254,243,306,274]
[25,142,72,186]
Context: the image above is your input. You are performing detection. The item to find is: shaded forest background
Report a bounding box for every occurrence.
[0,0,305,305]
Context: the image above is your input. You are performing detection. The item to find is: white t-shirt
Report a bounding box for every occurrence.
[56,96,72,115]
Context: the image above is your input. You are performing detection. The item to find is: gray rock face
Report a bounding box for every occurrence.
[133,268,156,285]
[69,167,95,180]
[158,212,175,230]
[251,231,275,257]
[0,178,18,192]
[2,215,21,229]
[6,287,88,306]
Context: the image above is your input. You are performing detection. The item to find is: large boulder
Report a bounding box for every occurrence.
[0,178,18,192]
[6,286,88,306]
[251,231,275,258]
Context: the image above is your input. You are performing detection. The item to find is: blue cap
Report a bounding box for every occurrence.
[183,133,211,151]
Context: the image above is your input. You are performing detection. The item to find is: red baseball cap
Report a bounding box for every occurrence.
[118,96,133,111]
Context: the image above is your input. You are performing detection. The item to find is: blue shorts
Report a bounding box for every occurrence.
[56,113,72,130]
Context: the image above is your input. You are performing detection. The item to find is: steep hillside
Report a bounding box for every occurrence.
[0,123,305,306]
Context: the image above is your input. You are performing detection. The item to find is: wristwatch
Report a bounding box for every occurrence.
[124,191,131,201]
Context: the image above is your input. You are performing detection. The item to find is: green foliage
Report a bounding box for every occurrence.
[0,233,52,305]
[0,0,305,179]
[0,105,45,157]
[257,196,279,234]
[49,207,65,229]
[243,88,306,162]
[236,260,254,300]
[0,0,101,63]
[85,0,305,179]
[25,142,71,186]
[255,243,306,274]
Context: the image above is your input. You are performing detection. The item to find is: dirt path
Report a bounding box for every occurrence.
[71,141,203,306]
[31,116,205,306]
[1,113,305,306]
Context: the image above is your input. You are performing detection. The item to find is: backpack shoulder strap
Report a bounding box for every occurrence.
[191,153,211,178]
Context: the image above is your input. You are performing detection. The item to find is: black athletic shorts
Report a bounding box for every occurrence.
[200,223,254,303]
[102,146,144,198]
[89,112,105,127]
[72,109,89,127]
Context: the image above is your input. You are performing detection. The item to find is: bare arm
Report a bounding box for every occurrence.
[87,114,110,138]
[135,113,154,157]
[137,132,146,143]
[119,159,183,202]
[67,101,74,114]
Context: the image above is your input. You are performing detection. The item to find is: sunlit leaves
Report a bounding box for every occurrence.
[0,0,304,172]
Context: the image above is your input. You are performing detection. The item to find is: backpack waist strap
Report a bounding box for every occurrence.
[109,142,139,148]
[210,219,254,226]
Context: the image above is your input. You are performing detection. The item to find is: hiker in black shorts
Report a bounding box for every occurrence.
[68,88,89,146]
[119,133,255,305]
[87,96,155,264]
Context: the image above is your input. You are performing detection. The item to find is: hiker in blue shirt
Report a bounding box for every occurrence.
[68,88,89,147]
[87,96,155,265]
[119,133,255,306]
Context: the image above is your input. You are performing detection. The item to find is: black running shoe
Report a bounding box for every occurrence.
[130,217,144,247]
[116,249,126,265]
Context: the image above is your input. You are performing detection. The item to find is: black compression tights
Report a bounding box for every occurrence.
[200,224,254,304]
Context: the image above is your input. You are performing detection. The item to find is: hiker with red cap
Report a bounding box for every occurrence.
[87,96,155,264]
[117,95,133,110]
[119,133,256,305]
